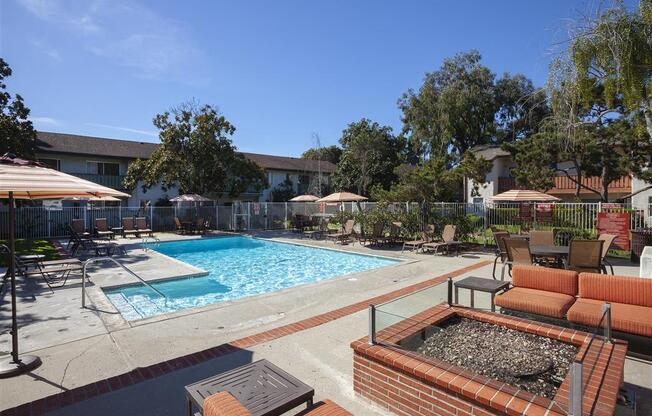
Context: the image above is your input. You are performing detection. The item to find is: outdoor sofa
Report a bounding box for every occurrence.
[495,265,652,356]
[201,392,351,416]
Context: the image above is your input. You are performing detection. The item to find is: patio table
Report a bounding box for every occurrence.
[454,276,510,312]
[185,359,314,416]
[529,244,569,258]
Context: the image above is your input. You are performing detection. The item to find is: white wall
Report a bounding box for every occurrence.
[128,181,179,206]
[35,153,129,174]
[466,156,515,202]
[632,176,652,213]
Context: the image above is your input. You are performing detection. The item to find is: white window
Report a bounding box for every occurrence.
[87,161,120,176]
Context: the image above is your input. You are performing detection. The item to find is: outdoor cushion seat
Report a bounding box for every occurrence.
[203,391,352,416]
[510,265,579,296]
[567,298,652,337]
[495,287,576,318]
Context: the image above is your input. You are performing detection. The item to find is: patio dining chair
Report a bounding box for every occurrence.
[566,239,604,273]
[194,217,206,235]
[529,230,554,245]
[598,234,617,274]
[501,238,533,280]
[491,231,510,279]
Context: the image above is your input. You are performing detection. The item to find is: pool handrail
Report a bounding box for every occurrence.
[81,257,168,308]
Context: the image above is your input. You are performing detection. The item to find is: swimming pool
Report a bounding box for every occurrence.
[103,236,399,320]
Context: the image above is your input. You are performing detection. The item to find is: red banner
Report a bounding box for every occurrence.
[597,212,630,251]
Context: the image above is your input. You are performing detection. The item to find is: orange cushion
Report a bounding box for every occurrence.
[298,400,353,416]
[204,392,251,416]
[567,298,652,337]
[579,273,652,307]
[495,287,576,318]
[512,266,578,296]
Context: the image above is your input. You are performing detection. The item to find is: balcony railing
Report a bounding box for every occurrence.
[497,175,632,195]
[70,173,128,190]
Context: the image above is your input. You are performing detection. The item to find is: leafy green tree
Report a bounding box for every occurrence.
[495,73,550,142]
[301,145,342,165]
[572,0,652,139]
[0,58,37,158]
[268,178,296,201]
[124,102,267,198]
[332,119,403,196]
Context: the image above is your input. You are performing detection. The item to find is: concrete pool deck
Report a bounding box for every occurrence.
[0,232,650,415]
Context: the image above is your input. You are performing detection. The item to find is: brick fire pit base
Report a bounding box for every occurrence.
[351,304,627,416]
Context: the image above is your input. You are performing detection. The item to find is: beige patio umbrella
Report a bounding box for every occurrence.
[169,193,211,202]
[289,194,320,202]
[316,192,368,203]
[0,155,129,378]
[491,189,561,202]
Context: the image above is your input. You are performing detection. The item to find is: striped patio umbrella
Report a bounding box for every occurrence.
[491,189,561,202]
[316,192,368,203]
[0,154,129,378]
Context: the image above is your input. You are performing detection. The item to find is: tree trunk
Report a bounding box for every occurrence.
[573,160,582,199]
[601,165,609,202]
[644,104,652,141]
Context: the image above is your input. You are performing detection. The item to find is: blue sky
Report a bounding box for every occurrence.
[0,0,625,156]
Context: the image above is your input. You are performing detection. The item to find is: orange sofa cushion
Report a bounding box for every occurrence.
[578,273,652,307]
[204,392,251,416]
[297,400,353,416]
[495,287,576,318]
[567,298,652,338]
[512,266,578,296]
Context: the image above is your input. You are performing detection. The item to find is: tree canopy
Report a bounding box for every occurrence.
[0,58,37,158]
[301,145,342,165]
[124,102,267,198]
[331,119,404,196]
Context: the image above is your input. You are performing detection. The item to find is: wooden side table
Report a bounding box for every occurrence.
[454,276,510,312]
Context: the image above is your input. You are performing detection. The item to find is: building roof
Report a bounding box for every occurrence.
[469,144,511,161]
[35,131,336,173]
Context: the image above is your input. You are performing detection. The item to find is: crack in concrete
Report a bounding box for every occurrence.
[58,337,104,391]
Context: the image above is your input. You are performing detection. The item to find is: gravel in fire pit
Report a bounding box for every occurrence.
[415,317,578,398]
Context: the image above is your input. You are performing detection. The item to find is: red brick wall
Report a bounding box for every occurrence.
[353,352,499,416]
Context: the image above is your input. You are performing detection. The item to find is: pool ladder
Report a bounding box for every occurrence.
[141,236,161,252]
[81,257,169,308]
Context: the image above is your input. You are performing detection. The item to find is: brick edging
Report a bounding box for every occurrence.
[0,260,492,416]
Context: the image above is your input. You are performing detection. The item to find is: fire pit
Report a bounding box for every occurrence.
[351,304,627,416]
[410,316,577,398]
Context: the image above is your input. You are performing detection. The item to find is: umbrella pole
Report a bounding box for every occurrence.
[0,192,42,378]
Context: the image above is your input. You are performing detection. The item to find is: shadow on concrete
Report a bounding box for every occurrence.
[43,347,255,416]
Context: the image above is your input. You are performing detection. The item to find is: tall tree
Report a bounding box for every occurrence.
[124,102,267,197]
[332,119,403,196]
[0,58,37,158]
[301,145,342,165]
[572,0,652,140]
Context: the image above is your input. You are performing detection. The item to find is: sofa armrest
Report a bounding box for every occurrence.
[204,391,251,416]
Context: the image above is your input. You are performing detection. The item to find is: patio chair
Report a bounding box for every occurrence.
[565,239,604,273]
[122,217,139,238]
[15,255,83,290]
[422,224,463,255]
[136,217,153,237]
[529,230,554,245]
[401,224,435,253]
[67,219,90,249]
[69,226,124,257]
[598,233,617,274]
[194,217,206,235]
[491,231,510,279]
[367,222,387,246]
[501,237,533,280]
[388,221,403,244]
[174,217,187,235]
[304,218,329,240]
[327,219,355,244]
[94,218,115,239]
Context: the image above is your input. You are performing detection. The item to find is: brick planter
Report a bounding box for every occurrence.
[351,305,626,416]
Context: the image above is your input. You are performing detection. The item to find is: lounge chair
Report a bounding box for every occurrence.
[67,219,90,249]
[94,218,115,239]
[388,221,403,244]
[327,219,355,244]
[422,224,463,255]
[122,217,139,238]
[69,225,125,257]
[598,233,617,274]
[16,255,83,289]
[401,224,434,253]
[366,222,387,246]
[136,217,153,237]
[565,239,604,273]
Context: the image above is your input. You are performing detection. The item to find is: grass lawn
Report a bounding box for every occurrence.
[0,239,60,267]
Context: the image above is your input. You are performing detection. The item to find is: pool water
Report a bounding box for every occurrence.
[104,236,399,320]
